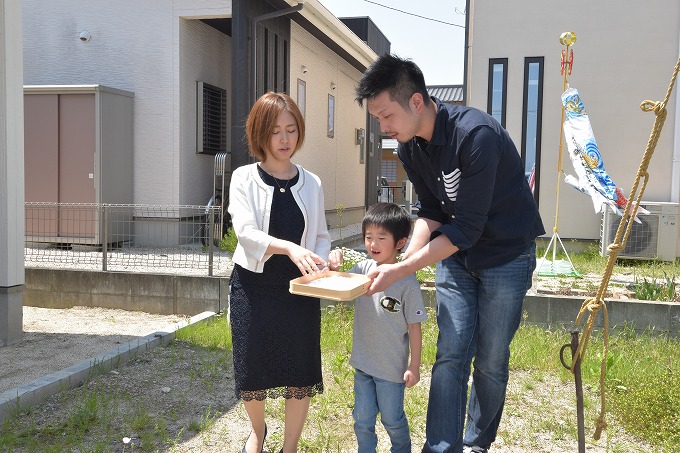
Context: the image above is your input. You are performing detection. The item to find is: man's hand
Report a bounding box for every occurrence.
[365,262,402,295]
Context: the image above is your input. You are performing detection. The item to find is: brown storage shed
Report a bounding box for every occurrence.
[24,85,134,245]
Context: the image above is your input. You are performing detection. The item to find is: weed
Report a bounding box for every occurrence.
[415,265,436,285]
[631,270,677,301]
[197,406,219,432]
[130,405,153,432]
[335,203,346,246]
[218,227,238,254]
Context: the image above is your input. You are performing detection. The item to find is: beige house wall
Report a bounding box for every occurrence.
[467,0,680,241]
[291,22,368,228]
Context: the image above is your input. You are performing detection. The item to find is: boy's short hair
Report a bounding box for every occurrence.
[355,54,430,110]
[245,92,305,162]
[362,202,412,245]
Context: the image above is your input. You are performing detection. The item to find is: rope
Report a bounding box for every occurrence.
[571,56,680,440]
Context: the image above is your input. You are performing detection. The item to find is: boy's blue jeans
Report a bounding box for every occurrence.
[353,368,411,453]
[423,243,536,453]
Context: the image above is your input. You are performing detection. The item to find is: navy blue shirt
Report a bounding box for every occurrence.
[398,98,545,271]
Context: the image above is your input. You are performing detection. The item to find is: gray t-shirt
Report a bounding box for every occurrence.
[348,260,428,383]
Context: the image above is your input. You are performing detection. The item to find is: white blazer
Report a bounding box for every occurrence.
[228,163,331,273]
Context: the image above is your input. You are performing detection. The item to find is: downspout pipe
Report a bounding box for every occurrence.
[463,0,470,106]
[251,3,304,106]
[672,19,680,204]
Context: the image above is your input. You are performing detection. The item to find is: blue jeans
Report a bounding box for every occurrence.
[422,243,536,453]
[353,368,411,453]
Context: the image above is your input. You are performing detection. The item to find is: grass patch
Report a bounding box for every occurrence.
[539,241,680,301]
[511,322,680,451]
[175,314,232,350]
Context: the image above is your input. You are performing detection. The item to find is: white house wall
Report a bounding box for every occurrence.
[290,21,367,224]
[23,0,232,206]
[467,0,680,240]
[179,19,232,206]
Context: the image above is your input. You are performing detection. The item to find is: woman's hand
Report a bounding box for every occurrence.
[328,249,344,271]
[288,244,328,275]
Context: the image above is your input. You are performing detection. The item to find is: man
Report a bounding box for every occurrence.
[355,54,545,453]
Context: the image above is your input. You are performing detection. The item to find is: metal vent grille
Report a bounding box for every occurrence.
[197,82,227,155]
[600,202,678,261]
[601,210,659,259]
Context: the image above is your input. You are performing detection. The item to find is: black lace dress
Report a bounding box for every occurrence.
[229,166,324,401]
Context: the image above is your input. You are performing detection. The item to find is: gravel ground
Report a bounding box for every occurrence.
[0,306,189,395]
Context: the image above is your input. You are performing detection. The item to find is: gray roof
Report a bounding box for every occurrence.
[427,85,464,104]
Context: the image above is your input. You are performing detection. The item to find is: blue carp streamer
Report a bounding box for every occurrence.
[561,87,627,213]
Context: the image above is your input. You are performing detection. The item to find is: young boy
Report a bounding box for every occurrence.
[329,202,428,453]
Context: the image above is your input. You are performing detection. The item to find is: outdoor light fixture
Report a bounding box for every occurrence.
[355,128,365,146]
[330,82,336,91]
[301,65,308,74]
[78,31,91,42]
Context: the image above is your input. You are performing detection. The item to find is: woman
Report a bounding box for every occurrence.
[228,92,331,453]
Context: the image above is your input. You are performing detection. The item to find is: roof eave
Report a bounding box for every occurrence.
[283,0,377,70]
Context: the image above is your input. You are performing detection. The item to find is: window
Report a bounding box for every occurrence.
[521,57,544,202]
[487,58,508,127]
[256,26,289,97]
[297,79,306,119]
[327,94,335,138]
[196,81,227,155]
[381,159,397,183]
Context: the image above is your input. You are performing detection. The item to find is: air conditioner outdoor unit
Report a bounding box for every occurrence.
[600,201,678,261]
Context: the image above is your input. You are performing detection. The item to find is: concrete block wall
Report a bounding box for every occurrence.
[23,269,679,337]
[24,269,228,316]
[523,294,680,336]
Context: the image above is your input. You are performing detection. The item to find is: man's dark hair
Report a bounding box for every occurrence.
[362,202,412,248]
[355,54,429,109]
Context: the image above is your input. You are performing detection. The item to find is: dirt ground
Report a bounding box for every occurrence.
[0,306,189,394]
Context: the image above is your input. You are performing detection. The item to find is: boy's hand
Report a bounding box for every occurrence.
[404,366,420,388]
[328,249,344,271]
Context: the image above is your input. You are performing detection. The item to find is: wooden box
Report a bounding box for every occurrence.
[289,271,371,301]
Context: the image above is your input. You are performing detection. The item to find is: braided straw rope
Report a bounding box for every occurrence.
[572,56,680,440]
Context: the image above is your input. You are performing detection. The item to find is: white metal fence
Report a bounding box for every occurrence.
[24,203,231,276]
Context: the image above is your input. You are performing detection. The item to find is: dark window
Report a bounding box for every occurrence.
[256,25,289,97]
[487,58,508,127]
[197,82,227,155]
[521,57,544,203]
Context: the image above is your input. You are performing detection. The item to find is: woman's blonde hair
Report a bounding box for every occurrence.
[245,92,305,161]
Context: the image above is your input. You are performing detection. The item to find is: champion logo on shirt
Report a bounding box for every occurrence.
[442,169,460,202]
[380,296,402,313]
